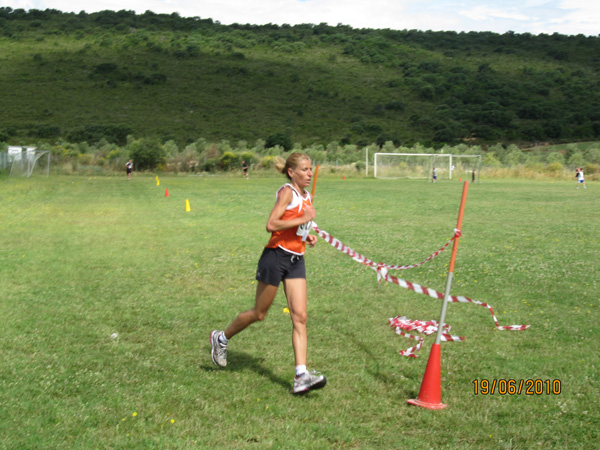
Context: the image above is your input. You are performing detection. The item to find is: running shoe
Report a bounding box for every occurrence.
[210,330,228,367]
[293,370,327,394]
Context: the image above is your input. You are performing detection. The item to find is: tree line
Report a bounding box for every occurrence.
[0,7,599,148]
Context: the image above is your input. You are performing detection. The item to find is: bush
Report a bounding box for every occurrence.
[219,151,240,170]
[266,133,292,151]
[128,137,166,170]
[546,161,563,173]
[240,151,256,165]
[258,155,276,169]
[546,151,565,165]
[567,152,585,168]
[583,163,599,175]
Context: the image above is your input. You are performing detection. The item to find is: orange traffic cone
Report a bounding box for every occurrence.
[165,188,169,197]
[407,343,447,409]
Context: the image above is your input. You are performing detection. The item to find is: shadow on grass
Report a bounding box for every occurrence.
[199,351,291,391]
[339,329,418,397]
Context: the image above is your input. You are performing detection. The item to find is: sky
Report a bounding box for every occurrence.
[1,0,599,36]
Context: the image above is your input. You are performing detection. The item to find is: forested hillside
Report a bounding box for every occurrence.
[1,7,599,147]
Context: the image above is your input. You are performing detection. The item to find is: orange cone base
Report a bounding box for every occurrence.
[407,343,447,409]
[407,398,447,410]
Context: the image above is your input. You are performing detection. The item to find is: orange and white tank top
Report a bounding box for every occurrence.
[265,183,313,255]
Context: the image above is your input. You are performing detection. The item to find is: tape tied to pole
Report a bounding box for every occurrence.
[311,223,530,357]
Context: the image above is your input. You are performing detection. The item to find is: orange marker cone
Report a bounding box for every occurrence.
[165,188,169,197]
[185,199,191,212]
[407,343,446,409]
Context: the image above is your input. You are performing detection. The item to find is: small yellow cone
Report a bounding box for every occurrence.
[156,178,160,186]
[185,199,191,212]
[283,307,290,314]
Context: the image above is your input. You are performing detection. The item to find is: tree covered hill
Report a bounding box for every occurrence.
[1,7,599,147]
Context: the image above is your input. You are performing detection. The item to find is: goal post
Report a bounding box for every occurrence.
[374,152,481,182]
[8,147,50,178]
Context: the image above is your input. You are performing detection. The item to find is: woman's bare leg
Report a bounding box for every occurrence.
[283,278,308,366]
[224,281,278,340]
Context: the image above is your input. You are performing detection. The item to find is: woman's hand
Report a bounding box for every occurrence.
[302,204,316,222]
[306,234,317,247]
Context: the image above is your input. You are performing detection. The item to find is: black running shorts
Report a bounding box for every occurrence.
[256,247,306,286]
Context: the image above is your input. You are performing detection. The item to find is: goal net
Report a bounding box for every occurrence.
[373,153,434,179]
[9,147,50,178]
[433,154,481,182]
[374,153,481,182]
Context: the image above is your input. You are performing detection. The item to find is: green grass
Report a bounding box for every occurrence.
[1,174,598,449]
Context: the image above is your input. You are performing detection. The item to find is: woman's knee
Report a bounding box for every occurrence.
[253,308,269,322]
[290,310,307,326]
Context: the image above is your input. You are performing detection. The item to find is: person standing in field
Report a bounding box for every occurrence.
[242,160,249,179]
[210,152,326,395]
[575,167,587,189]
[126,160,133,180]
[432,167,437,183]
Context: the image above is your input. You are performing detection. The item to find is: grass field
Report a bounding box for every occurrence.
[1,173,598,449]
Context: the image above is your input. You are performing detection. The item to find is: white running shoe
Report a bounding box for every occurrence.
[210,330,228,367]
[293,370,327,395]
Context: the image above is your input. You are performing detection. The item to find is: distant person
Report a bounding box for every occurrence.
[472,170,476,182]
[210,152,326,395]
[432,168,437,183]
[576,167,586,189]
[126,160,133,180]
[242,160,249,179]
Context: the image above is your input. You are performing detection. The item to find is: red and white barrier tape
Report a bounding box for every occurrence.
[388,316,465,358]
[311,223,530,356]
[312,223,459,271]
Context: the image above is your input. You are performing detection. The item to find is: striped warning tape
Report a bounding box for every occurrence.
[312,223,459,271]
[388,316,466,358]
[311,223,530,356]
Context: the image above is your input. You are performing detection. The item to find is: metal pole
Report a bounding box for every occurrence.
[434,181,469,345]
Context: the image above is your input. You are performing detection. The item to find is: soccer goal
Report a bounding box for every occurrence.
[433,154,482,182]
[8,146,50,178]
[374,153,481,182]
[373,153,436,179]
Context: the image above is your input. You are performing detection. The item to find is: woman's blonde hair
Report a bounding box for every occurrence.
[274,152,311,180]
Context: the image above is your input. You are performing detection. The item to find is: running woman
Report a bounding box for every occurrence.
[210,152,326,395]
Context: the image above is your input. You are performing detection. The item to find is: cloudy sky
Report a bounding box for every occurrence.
[1,0,599,36]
